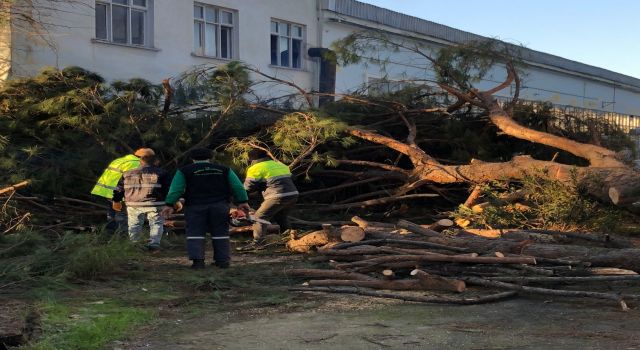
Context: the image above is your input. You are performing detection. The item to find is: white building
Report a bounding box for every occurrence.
[2,0,640,118]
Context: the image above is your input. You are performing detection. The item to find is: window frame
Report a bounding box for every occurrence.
[270,19,305,70]
[95,0,152,47]
[193,3,237,60]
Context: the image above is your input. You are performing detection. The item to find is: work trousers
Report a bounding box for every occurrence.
[185,202,230,264]
[253,195,298,240]
[106,201,128,233]
[127,206,164,246]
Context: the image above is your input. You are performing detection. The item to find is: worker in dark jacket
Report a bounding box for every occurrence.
[112,148,171,250]
[162,148,249,269]
[244,149,298,244]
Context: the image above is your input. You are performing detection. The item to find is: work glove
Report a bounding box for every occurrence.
[112,201,123,212]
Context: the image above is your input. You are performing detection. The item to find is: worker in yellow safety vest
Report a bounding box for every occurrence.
[242,149,298,247]
[91,148,151,231]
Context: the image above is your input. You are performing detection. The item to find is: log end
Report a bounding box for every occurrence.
[340,226,365,242]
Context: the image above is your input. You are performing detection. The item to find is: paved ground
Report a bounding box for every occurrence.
[124,252,640,350]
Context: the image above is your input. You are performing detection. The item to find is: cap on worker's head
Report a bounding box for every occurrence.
[248,149,268,161]
[190,148,213,161]
[134,148,155,157]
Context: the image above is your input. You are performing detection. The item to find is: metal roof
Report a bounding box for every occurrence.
[321,0,640,90]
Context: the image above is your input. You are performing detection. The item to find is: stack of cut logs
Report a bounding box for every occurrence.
[286,216,640,311]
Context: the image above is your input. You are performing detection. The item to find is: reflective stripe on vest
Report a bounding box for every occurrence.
[124,184,162,189]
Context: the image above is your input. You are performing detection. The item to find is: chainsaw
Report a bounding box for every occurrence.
[229,208,271,227]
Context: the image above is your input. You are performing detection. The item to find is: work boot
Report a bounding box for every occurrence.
[191,259,205,269]
[214,261,230,269]
[145,242,160,253]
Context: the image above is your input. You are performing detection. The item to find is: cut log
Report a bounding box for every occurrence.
[0,181,30,196]
[410,269,466,293]
[505,264,554,276]
[488,275,640,284]
[286,229,341,253]
[285,269,376,281]
[290,287,517,305]
[350,216,397,229]
[463,185,484,208]
[336,254,536,270]
[330,238,468,253]
[340,226,365,242]
[396,219,440,237]
[427,219,454,232]
[381,269,395,280]
[421,235,640,271]
[588,267,638,275]
[307,277,463,293]
[464,276,634,311]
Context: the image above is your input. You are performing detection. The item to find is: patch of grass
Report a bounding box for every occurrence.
[24,299,154,350]
[0,230,140,290]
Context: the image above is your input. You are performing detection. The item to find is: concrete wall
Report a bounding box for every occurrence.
[321,19,640,116]
[5,0,640,116]
[8,0,319,98]
[0,7,11,81]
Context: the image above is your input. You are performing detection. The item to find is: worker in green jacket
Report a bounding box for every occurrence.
[91,148,150,231]
[162,148,250,269]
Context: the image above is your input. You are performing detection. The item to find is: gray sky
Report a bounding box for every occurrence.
[358,0,640,78]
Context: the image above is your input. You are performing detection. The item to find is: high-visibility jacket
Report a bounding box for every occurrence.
[90,154,140,199]
[244,158,298,200]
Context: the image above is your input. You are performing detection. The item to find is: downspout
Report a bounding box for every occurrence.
[308,47,336,106]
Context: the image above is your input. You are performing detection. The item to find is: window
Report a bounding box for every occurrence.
[270,20,304,69]
[95,0,150,46]
[193,4,235,59]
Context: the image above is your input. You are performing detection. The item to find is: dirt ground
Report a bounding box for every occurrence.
[117,249,640,350]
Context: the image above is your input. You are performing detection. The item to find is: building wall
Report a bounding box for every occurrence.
[5,0,640,116]
[0,8,11,81]
[8,0,319,97]
[321,19,640,116]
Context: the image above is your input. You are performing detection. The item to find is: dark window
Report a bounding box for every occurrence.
[112,5,128,43]
[131,10,145,45]
[270,20,304,68]
[95,3,108,39]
